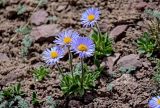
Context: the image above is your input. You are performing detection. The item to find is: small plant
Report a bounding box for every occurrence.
[16,26,32,57]
[12,83,23,96]
[21,35,32,57]
[2,83,23,98]
[41,8,109,97]
[15,26,31,35]
[60,63,100,96]
[31,91,40,106]
[90,30,113,57]
[81,8,113,57]
[46,96,56,108]
[81,8,113,70]
[137,32,156,57]
[107,83,113,92]
[33,66,49,81]
[145,9,160,49]
[42,33,99,97]
[17,4,27,15]
[0,84,29,108]
[119,66,136,74]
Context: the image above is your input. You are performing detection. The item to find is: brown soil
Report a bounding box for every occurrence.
[0,0,160,108]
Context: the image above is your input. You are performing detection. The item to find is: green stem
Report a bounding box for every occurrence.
[95,22,102,42]
[56,62,63,75]
[80,58,84,88]
[67,46,73,77]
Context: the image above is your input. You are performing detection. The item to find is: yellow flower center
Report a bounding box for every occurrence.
[63,37,72,44]
[87,14,95,21]
[78,44,88,51]
[157,99,160,105]
[50,51,58,58]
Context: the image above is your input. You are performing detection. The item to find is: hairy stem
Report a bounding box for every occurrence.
[56,62,63,75]
[95,22,102,42]
[67,46,73,77]
[80,58,84,88]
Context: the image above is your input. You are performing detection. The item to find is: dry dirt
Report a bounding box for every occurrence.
[0,0,160,108]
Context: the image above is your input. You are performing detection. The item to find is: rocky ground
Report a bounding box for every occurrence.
[0,0,160,108]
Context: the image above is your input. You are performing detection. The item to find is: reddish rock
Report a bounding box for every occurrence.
[111,74,137,87]
[107,53,121,73]
[56,4,67,12]
[0,53,9,61]
[109,25,128,41]
[31,10,48,26]
[30,24,60,42]
[0,69,26,86]
[117,54,142,69]
[136,2,148,10]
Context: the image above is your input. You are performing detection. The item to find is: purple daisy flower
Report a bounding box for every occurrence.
[81,8,100,27]
[42,46,64,65]
[54,29,79,46]
[149,96,160,108]
[71,37,95,58]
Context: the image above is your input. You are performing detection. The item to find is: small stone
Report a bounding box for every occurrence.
[47,86,52,92]
[31,10,48,26]
[54,79,60,86]
[0,53,9,61]
[107,53,121,73]
[31,24,60,42]
[111,74,137,88]
[136,2,148,10]
[10,47,19,57]
[0,71,25,86]
[97,87,108,96]
[109,25,128,41]
[117,54,142,69]
[100,62,105,68]
[56,4,67,12]
[142,62,151,68]
[50,73,56,78]
[90,65,97,71]
[137,21,144,27]
[135,71,145,79]
[68,100,80,108]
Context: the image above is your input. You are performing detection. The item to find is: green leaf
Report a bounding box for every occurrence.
[16,26,31,35]
[46,96,56,108]
[32,91,39,105]
[91,30,113,57]
[137,32,156,57]
[17,4,27,15]
[33,66,49,81]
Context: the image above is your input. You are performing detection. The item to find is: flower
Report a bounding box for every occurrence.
[149,96,160,108]
[54,29,79,46]
[71,37,95,58]
[81,8,100,27]
[42,46,64,65]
